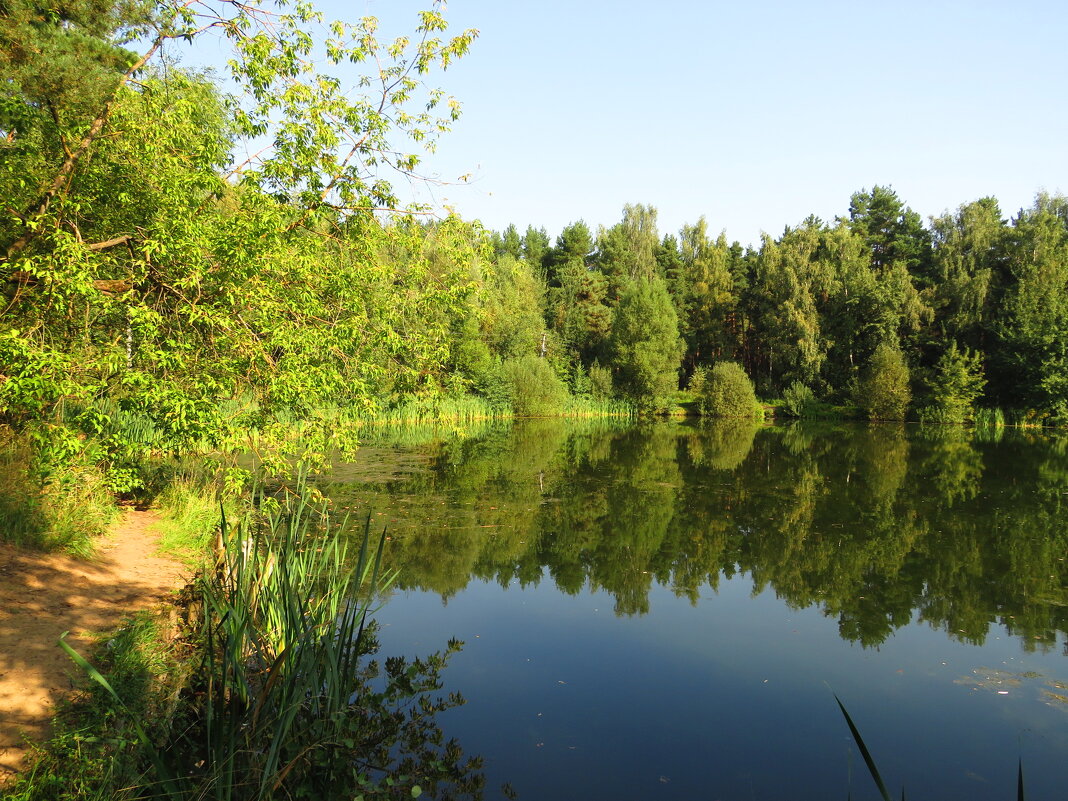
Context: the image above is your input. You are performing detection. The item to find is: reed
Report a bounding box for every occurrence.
[562,396,635,419]
[169,486,484,800]
[974,407,1007,429]
[366,395,507,426]
[835,694,1025,801]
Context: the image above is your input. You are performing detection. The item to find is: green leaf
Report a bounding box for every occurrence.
[834,694,893,801]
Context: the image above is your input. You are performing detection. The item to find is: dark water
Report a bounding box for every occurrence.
[325,420,1068,800]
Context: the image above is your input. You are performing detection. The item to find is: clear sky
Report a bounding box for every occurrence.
[183,0,1068,248]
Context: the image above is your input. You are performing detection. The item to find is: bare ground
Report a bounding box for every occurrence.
[0,510,187,785]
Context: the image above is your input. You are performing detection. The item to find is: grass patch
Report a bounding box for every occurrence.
[153,478,226,567]
[0,436,115,557]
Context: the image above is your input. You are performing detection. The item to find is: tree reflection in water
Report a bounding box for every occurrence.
[326,419,1068,652]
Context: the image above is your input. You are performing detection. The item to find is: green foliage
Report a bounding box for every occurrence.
[859,343,911,421]
[609,277,683,412]
[499,355,569,417]
[545,220,594,286]
[929,197,1007,349]
[699,361,759,419]
[588,361,614,401]
[0,1,481,520]
[676,219,738,368]
[920,342,986,424]
[596,203,661,296]
[749,221,828,393]
[848,185,933,279]
[993,194,1068,421]
[548,261,613,365]
[685,365,707,397]
[781,381,816,418]
[0,433,115,555]
[480,255,545,359]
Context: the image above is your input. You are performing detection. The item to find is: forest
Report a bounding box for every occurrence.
[3,0,1068,518]
[482,190,1068,424]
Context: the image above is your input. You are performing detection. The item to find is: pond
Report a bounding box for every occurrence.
[323,420,1068,801]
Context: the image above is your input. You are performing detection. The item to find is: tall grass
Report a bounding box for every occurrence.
[187,490,483,799]
[190,493,397,799]
[563,396,635,418]
[974,406,1006,429]
[973,406,1053,430]
[153,475,228,565]
[0,434,115,555]
[366,395,507,426]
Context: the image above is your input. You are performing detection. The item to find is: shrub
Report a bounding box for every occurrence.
[919,342,985,424]
[781,381,816,418]
[500,354,569,416]
[700,361,759,419]
[859,343,911,421]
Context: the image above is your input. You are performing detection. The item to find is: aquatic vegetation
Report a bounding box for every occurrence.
[15,486,485,800]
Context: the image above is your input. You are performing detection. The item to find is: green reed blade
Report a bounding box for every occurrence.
[835,694,893,801]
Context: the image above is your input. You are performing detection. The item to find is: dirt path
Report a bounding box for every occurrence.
[0,510,188,785]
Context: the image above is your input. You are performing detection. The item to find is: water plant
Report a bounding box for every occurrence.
[16,484,485,800]
[836,694,1026,801]
[171,492,483,800]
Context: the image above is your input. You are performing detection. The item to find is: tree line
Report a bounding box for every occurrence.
[482,191,1068,423]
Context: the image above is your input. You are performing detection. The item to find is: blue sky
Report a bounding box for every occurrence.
[183,0,1068,247]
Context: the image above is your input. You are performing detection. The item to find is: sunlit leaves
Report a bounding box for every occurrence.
[220,1,478,214]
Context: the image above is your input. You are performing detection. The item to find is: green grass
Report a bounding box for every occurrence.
[2,613,183,801]
[153,477,228,566]
[0,436,115,556]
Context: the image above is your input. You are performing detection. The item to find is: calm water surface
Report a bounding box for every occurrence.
[325,420,1068,800]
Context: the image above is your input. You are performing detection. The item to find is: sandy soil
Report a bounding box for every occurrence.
[0,510,188,785]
